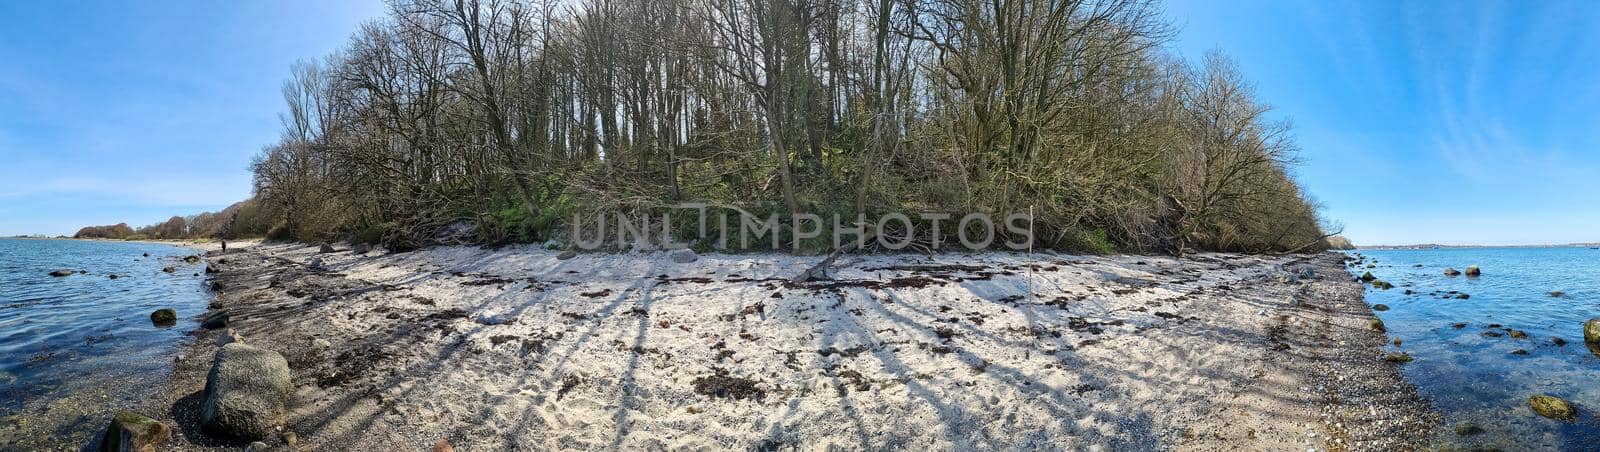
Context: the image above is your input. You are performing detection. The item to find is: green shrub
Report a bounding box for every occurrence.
[1070,228,1117,255]
[355,221,395,244]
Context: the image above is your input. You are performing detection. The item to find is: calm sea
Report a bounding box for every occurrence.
[0,238,212,449]
[1355,247,1600,450]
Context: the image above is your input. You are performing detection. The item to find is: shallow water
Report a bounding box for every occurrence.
[1352,247,1600,450]
[0,238,211,449]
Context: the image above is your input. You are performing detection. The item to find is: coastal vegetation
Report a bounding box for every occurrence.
[71,199,276,241]
[200,0,1328,254]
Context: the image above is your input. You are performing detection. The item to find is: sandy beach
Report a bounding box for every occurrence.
[134,243,1437,450]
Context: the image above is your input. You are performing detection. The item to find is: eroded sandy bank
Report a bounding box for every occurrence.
[144,244,1437,450]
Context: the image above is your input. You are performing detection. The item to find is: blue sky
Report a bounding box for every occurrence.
[1165,0,1600,246]
[0,1,386,236]
[2,1,1598,245]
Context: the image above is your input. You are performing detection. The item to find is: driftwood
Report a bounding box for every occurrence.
[791,230,878,283]
[788,216,958,283]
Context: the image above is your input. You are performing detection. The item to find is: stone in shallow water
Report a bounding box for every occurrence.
[1528,394,1576,421]
[150,308,177,327]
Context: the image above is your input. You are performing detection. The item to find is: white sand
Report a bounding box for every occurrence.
[155,244,1435,450]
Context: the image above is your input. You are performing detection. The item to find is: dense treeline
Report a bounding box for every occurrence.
[72,223,136,240]
[72,200,276,241]
[244,0,1332,253]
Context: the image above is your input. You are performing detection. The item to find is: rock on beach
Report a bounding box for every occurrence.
[84,411,171,452]
[670,249,699,264]
[201,343,292,439]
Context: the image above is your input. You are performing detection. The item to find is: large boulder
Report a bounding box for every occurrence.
[84,411,171,452]
[1528,394,1576,421]
[1585,318,1600,344]
[318,243,336,254]
[201,343,291,439]
[50,269,74,277]
[1465,265,1481,277]
[1443,267,1461,276]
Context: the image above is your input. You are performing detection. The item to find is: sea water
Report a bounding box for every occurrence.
[1354,247,1600,450]
[0,238,211,449]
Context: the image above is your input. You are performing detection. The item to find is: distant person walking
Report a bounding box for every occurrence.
[221,239,227,252]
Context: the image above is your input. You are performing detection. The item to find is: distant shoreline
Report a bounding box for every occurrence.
[1357,243,1600,250]
[3,236,256,252]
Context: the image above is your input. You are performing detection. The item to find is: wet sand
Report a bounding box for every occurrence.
[133,243,1437,450]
